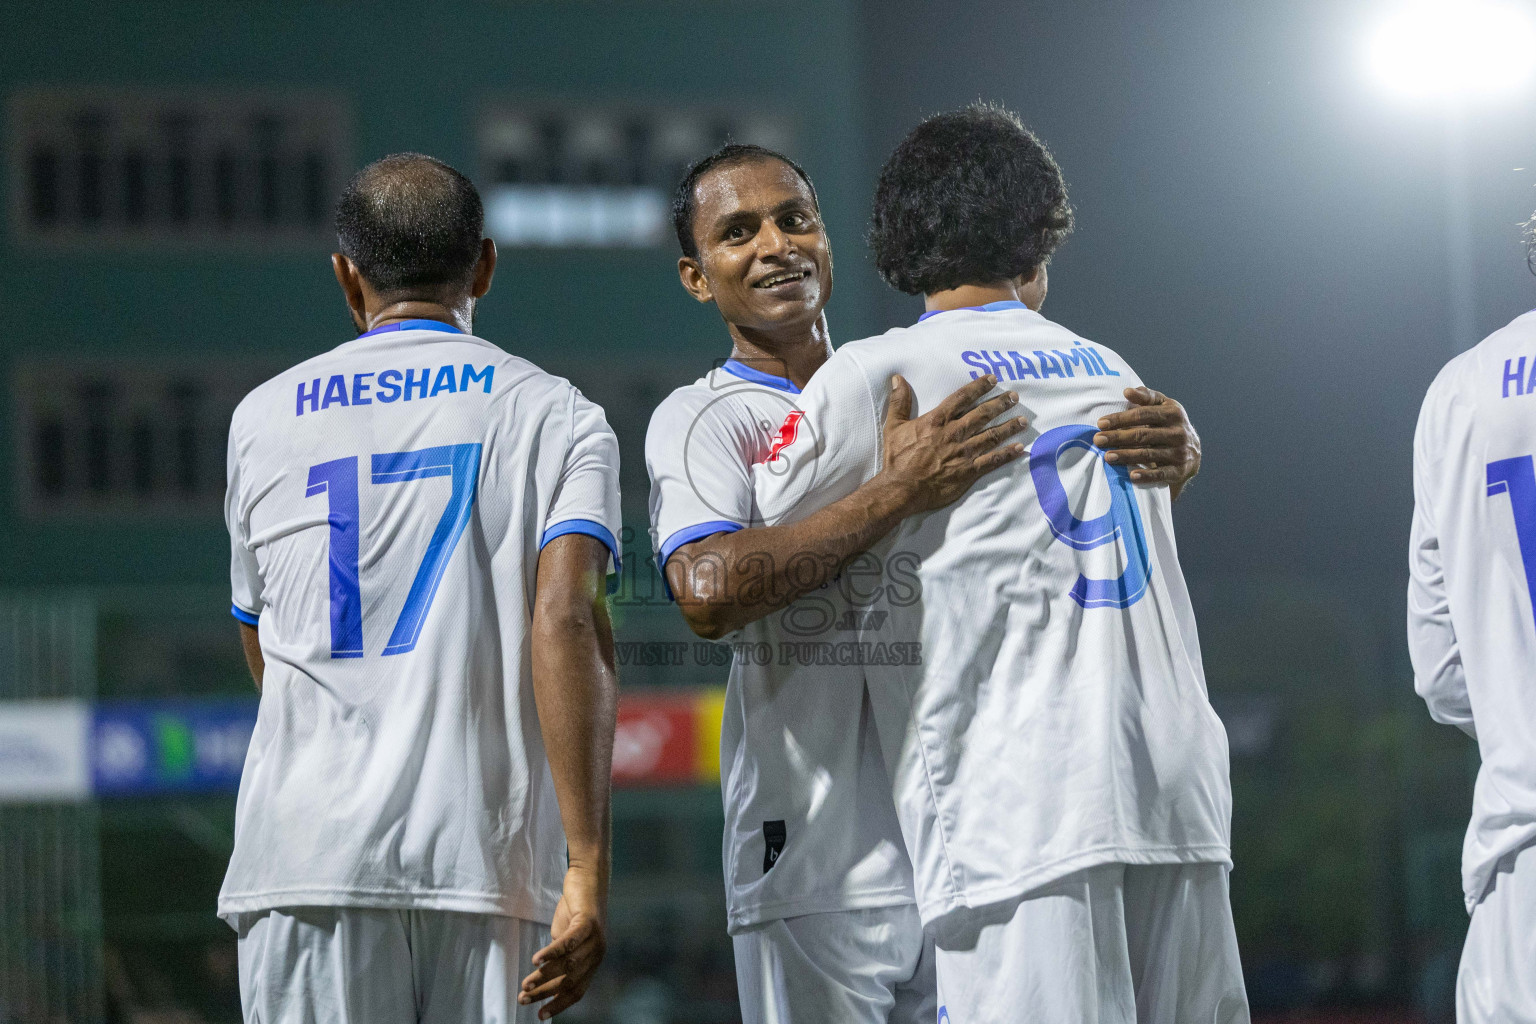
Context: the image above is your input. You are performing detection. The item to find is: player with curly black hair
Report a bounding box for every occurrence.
[869,102,1073,300]
[749,106,1249,1023]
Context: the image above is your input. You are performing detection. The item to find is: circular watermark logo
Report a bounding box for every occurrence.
[680,382,821,525]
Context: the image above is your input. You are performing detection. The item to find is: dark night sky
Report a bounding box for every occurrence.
[855,0,1536,638]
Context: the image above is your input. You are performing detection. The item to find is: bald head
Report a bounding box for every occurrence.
[335,153,485,299]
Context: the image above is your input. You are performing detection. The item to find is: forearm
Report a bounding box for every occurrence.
[238,622,264,691]
[532,593,618,869]
[1408,569,1474,738]
[669,474,915,638]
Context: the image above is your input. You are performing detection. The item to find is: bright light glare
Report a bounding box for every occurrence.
[1367,1,1536,100]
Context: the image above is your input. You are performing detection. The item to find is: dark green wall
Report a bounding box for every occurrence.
[0,0,875,587]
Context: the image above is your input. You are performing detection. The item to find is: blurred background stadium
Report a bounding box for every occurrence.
[3,0,1534,1020]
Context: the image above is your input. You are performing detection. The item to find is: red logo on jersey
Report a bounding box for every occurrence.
[761,411,805,464]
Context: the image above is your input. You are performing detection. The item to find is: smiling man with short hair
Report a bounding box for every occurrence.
[645,141,1207,1023]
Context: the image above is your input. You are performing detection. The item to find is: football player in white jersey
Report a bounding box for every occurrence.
[748,107,1247,1024]
[1408,229,1536,1022]
[648,143,1207,1024]
[223,154,618,1023]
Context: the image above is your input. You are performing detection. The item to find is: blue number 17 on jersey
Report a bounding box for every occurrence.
[1487,455,1536,630]
[306,443,482,659]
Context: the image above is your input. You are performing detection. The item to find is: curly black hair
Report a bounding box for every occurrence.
[672,143,820,260]
[335,153,484,298]
[869,103,1073,296]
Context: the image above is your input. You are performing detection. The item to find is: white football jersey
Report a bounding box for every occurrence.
[751,302,1233,924]
[220,320,621,925]
[1409,307,1536,911]
[645,360,914,932]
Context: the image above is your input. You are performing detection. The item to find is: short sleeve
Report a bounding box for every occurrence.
[225,418,263,625]
[541,389,623,577]
[645,392,755,570]
[751,349,884,526]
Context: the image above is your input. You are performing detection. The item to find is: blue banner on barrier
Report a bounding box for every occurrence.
[92,699,258,796]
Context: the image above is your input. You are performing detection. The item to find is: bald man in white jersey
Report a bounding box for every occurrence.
[1409,229,1536,1022]
[224,154,616,1023]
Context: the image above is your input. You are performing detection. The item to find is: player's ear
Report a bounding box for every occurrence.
[1017,262,1048,311]
[822,238,834,305]
[471,238,497,300]
[678,256,714,305]
[332,253,368,327]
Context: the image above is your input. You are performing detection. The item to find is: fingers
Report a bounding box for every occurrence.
[519,952,597,1019]
[1096,401,1183,431]
[520,917,602,1018]
[1126,465,1184,484]
[530,937,600,983]
[536,989,587,1020]
[957,415,1029,459]
[885,375,914,428]
[970,442,1027,475]
[1121,386,1166,406]
[526,929,598,986]
[950,391,1019,438]
[532,916,593,967]
[518,964,559,1002]
[1093,426,1185,452]
[519,972,569,1005]
[1101,447,1186,467]
[931,375,999,422]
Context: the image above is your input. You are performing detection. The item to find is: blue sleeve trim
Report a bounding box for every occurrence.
[540,519,622,592]
[230,604,261,626]
[658,520,743,566]
[656,520,744,602]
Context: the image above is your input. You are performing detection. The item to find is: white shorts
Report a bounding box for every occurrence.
[732,904,936,1024]
[235,907,551,1024]
[930,862,1248,1024]
[1459,842,1536,1024]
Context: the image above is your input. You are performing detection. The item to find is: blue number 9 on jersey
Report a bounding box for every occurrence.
[1029,423,1152,609]
[307,443,482,658]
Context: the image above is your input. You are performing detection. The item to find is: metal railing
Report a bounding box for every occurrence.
[0,593,102,1024]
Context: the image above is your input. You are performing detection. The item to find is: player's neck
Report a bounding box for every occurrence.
[923,282,1025,315]
[356,296,475,335]
[726,314,832,390]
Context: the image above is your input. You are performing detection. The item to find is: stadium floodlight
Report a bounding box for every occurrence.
[1366,0,1536,100]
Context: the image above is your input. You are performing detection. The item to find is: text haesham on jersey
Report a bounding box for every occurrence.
[296,364,495,417]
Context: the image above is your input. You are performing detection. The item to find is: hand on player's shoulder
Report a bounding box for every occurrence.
[1094,386,1202,493]
[879,374,1030,514]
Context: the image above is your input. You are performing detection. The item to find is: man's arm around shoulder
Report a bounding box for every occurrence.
[669,373,1027,638]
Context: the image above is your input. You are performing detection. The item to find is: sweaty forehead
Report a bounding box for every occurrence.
[692,158,814,227]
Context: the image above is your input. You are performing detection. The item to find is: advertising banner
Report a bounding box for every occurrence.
[91,699,257,796]
[0,700,91,802]
[613,691,700,787]
[0,690,725,802]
